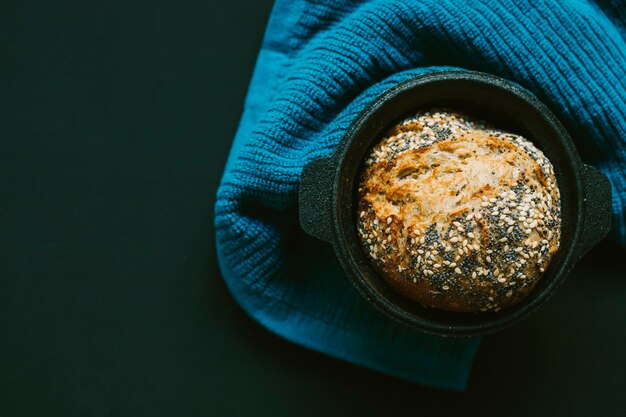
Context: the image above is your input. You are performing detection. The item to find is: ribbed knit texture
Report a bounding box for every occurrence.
[215,0,626,390]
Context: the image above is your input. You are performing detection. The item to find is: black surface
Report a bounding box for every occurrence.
[300,70,613,336]
[1,1,625,416]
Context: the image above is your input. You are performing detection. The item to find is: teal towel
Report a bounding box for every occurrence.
[215,0,626,390]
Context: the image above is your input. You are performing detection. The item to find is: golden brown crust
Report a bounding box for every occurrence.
[356,110,561,312]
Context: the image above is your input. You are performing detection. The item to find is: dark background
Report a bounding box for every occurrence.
[1,1,624,416]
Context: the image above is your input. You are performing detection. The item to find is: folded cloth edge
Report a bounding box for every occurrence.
[216,236,481,390]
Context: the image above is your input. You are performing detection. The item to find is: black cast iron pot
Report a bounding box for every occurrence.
[298,70,612,337]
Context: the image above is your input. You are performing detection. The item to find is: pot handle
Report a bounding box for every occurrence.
[299,155,336,243]
[576,164,612,260]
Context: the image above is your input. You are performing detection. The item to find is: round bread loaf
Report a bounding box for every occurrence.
[356,110,561,312]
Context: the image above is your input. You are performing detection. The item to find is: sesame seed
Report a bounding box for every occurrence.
[497,277,506,283]
[466,213,474,221]
[455,267,462,274]
[468,232,475,238]
[387,217,392,225]
[450,237,459,243]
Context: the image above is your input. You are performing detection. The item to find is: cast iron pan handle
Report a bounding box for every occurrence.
[576,164,612,260]
[299,155,336,243]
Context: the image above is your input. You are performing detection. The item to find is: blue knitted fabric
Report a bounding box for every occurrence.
[215,0,626,390]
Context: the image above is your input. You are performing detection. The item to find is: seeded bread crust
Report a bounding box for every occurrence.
[356,110,561,312]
